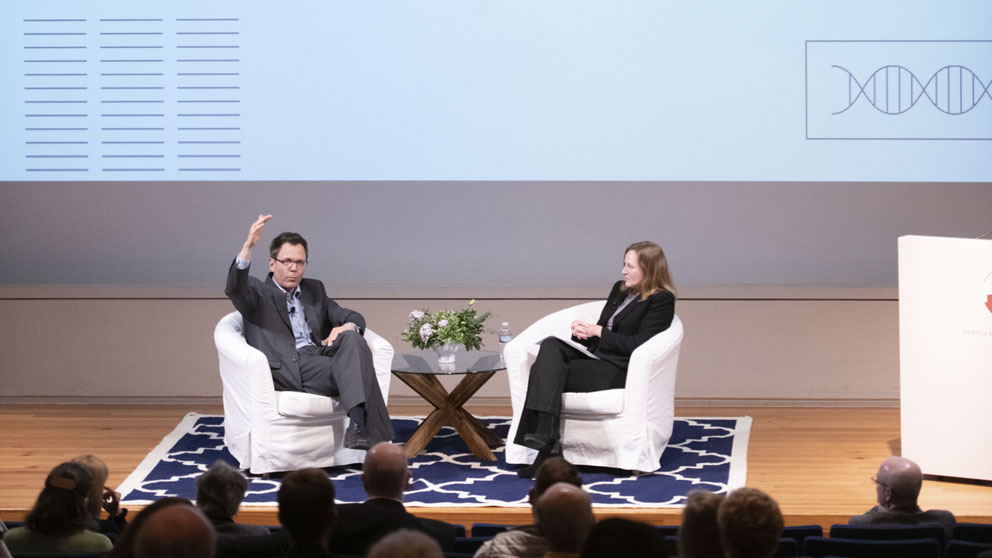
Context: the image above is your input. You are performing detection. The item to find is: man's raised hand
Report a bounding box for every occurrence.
[239,214,272,260]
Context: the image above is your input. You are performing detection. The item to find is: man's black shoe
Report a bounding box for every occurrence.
[344,423,371,450]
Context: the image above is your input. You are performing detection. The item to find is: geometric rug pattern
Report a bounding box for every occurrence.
[119,413,750,508]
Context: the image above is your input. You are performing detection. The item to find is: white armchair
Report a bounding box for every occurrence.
[213,311,393,474]
[504,301,683,473]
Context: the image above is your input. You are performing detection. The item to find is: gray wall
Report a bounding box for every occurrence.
[3,181,990,287]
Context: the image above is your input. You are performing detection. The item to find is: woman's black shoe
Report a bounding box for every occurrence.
[516,441,562,479]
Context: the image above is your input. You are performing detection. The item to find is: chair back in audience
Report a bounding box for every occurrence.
[830,523,947,546]
[804,536,942,558]
[469,523,511,538]
[782,524,824,549]
[947,539,992,558]
[954,523,992,545]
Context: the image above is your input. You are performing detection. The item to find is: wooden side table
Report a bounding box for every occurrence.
[391,350,505,460]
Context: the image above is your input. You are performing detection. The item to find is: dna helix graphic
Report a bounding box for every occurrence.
[832,64,991,116]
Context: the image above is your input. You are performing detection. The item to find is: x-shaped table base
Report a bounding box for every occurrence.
[392,370,504,460]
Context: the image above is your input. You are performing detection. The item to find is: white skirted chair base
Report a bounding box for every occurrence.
[504,301,683,473]
[213,311,393,474]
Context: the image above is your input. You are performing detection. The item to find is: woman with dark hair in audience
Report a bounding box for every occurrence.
[514,241,677,478]
[3,462,114,555]
[72,454,129,542]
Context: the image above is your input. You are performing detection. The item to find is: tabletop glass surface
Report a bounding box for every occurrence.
[391,349,506,375]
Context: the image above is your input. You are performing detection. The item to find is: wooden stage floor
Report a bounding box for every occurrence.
[2,403,990,529]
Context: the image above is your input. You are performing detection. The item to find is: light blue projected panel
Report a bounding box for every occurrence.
[10,15,241,177]
[3,1,991,182]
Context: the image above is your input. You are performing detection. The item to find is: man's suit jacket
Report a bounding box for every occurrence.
[225,260,366,392]
[575,280,676,370]
[326,498,456,554]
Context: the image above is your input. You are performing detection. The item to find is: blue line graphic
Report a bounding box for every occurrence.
[833,65,991,115]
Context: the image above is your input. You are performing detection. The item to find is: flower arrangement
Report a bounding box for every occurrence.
[402,300,492,351]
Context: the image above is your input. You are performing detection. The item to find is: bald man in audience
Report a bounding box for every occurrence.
[135,503,216,558]
[328,442,455,555]
[850,456,956,540]
[717,487,784,558]
[533,482,595,558]
[368,529,443,558]
[475,457,582,558]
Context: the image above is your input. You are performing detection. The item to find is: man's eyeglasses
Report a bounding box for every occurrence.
[871,476,889,489]
[272,257,307,268]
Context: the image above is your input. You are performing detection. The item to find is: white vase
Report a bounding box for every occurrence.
[433,342,461,364]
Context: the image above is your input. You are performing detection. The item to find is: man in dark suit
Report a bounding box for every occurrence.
[225,214,393,449]
[849,456,956,541]
[327,442,456,555]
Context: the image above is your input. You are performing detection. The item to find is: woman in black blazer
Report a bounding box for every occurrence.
[514,241,676,478]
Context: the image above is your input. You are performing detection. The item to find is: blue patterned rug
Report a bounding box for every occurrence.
[119,414,750,508]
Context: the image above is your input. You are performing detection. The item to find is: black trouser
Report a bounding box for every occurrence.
[513,338,626,447]
[297,330,394,444]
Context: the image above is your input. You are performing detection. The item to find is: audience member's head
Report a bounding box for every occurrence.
[367,528,443,558]
[581,517,664,558]
[196,460,250,523]
[362,442,411,501]
[532,456,582,500]
[25,461,99,535]
[534,482,595,554]
[679,490,726,558]
[105,497,193,558]
[134,503,216,558]
[278,468,336,549]
[717,487,784,558]
[71,454,110,520]
[873,456,923,509]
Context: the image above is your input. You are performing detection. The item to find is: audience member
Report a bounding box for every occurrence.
[368,529,443,558]
[849,456,956,540]
[717,487,783,558]
[135,503,216,558]
[278,468,339,558]
[72,453,129,542]
[678,490,725,558]
[474,456,582,558]
[533,482,595,558]
[106,497,194,558]
[3,462,114,555]
[580,517,664,558]
[328,442,456,554]
[196,460,270,537]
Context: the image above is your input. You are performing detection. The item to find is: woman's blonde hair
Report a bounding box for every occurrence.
[622,241,677,301]
[72,454,109,518]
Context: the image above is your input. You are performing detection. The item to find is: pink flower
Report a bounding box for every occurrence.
[419,323,433,342]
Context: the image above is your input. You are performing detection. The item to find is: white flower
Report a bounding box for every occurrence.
[438,319,448,327]
[419,323,433,342]
[410,309,425,320]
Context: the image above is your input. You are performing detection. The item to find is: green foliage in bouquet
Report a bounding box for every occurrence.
[402,300,492,351]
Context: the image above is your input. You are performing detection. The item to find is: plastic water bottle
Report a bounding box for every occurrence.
[498,322,513,360]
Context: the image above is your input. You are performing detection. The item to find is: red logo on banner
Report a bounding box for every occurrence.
[986,294,992,314]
